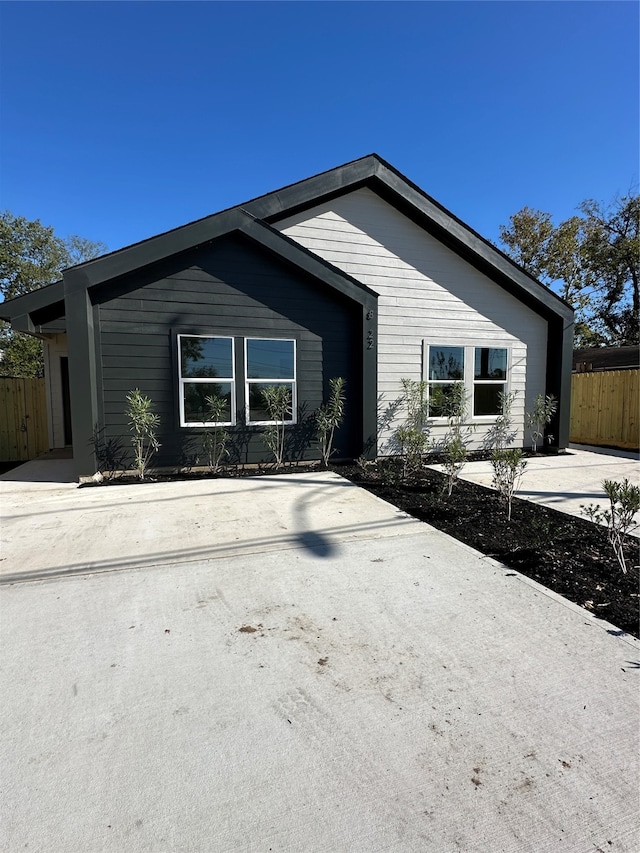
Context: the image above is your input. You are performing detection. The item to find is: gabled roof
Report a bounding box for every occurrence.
[0,154,573,331]
[245,154,573,322]
[0,209,376,334]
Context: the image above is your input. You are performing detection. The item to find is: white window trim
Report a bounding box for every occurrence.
[423,342,510,421]
[178,334,236,427]
[244,337,297,426]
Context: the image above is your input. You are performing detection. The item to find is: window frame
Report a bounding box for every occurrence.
[423,342,510,421]
[424,345,465,419]
[472,347,509,418]
[244,337,297,426]
[177,333,236,427]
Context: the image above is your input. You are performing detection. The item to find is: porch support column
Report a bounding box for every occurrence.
[64,281,99,479]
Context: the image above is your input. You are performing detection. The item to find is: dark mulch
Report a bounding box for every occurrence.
[336,460,639,639]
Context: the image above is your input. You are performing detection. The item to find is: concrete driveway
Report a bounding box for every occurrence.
[1,462,639,852]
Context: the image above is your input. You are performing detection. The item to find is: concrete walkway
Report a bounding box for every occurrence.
[428,444,640,525]
[1,462,639,852]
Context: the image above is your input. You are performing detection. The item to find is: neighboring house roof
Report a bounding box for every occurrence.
[573,346,640,372]
[0,154,572,331]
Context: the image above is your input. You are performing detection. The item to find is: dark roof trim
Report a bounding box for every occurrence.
[0,211,376,333]
[63,208,376,305]
[244,155,573,322]
[242,215,378,304]
[0,280,65,330]
[0,154,572,326]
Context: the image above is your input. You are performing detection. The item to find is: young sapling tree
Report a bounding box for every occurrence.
[393,378,430,476]
[581,478,640,573]
[440,381,473,497]
[316,377,346,467]
[201,393,229,473]
[125,388,160,480]
[261,384,292,468]
[485,390,518,452]
[491,448,527,521]
[526,393,557,453]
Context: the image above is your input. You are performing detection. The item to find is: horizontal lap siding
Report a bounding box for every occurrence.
[279,187,547,453]
[96,234,359,466]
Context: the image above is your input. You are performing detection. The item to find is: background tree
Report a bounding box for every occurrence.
[0,212,106,377]
[499,192,639,347]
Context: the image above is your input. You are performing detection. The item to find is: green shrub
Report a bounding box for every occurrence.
[581,478,640,573]
[441,382,473,497]
[394,378,431,475]
[125,389,160,480]
[316,377,346,467]
[201,394,229,473]
[491,448,527,521]
[484,390,518,452]
[261,385,292,467]
[526,394,557,452]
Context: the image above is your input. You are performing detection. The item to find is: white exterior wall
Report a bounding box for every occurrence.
[43,333,68,449]
[278,188,548,453]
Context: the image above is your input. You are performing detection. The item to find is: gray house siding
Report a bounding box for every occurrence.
[92,234,363,469]
[0,155,572,478]
[277,188,552,453]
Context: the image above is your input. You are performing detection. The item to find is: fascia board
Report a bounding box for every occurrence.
[59,207,376,311]
[0,280,65,322]
[3,153,571,327]
[372,161,574,322]
[243,156,377,219]
[241,154,573,324]
[239,216,378,305]
[63,209,249,295]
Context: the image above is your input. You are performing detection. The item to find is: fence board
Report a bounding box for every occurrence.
[0,378,49,461]
[570,370,639,450]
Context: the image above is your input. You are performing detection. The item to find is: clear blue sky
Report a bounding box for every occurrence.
[0,1,637,255]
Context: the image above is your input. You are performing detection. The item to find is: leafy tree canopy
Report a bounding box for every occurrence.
[499,193,639,348]
[0,211,107,377]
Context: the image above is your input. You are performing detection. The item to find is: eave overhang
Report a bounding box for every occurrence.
[0,154,572,329]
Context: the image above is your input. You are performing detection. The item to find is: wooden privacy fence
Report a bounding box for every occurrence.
[570,369,639,451]
[0,377,49,461]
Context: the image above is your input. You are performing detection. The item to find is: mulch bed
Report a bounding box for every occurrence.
[335,460,639,639]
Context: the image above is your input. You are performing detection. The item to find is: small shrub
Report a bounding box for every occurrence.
[261,385,292,468]
[441,381,474,497]
[125,389,160,480]
[396,425,430,477]
[355,454,370,471]
[379,458,403,487]
[394,378,431,475]
[89,424,127,478]
[201,394,229,473]
[484,390,518,452]
[491,448,527,521]
[526,393,557,453]
[316,377,346,467]
[581,478,640,573]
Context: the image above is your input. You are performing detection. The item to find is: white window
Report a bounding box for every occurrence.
[178,335,235,426]
[425,345,465,418]
[177,335,298,428]
[424,344,509,419]
[245,338,296,424]
[473,347,508,416]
